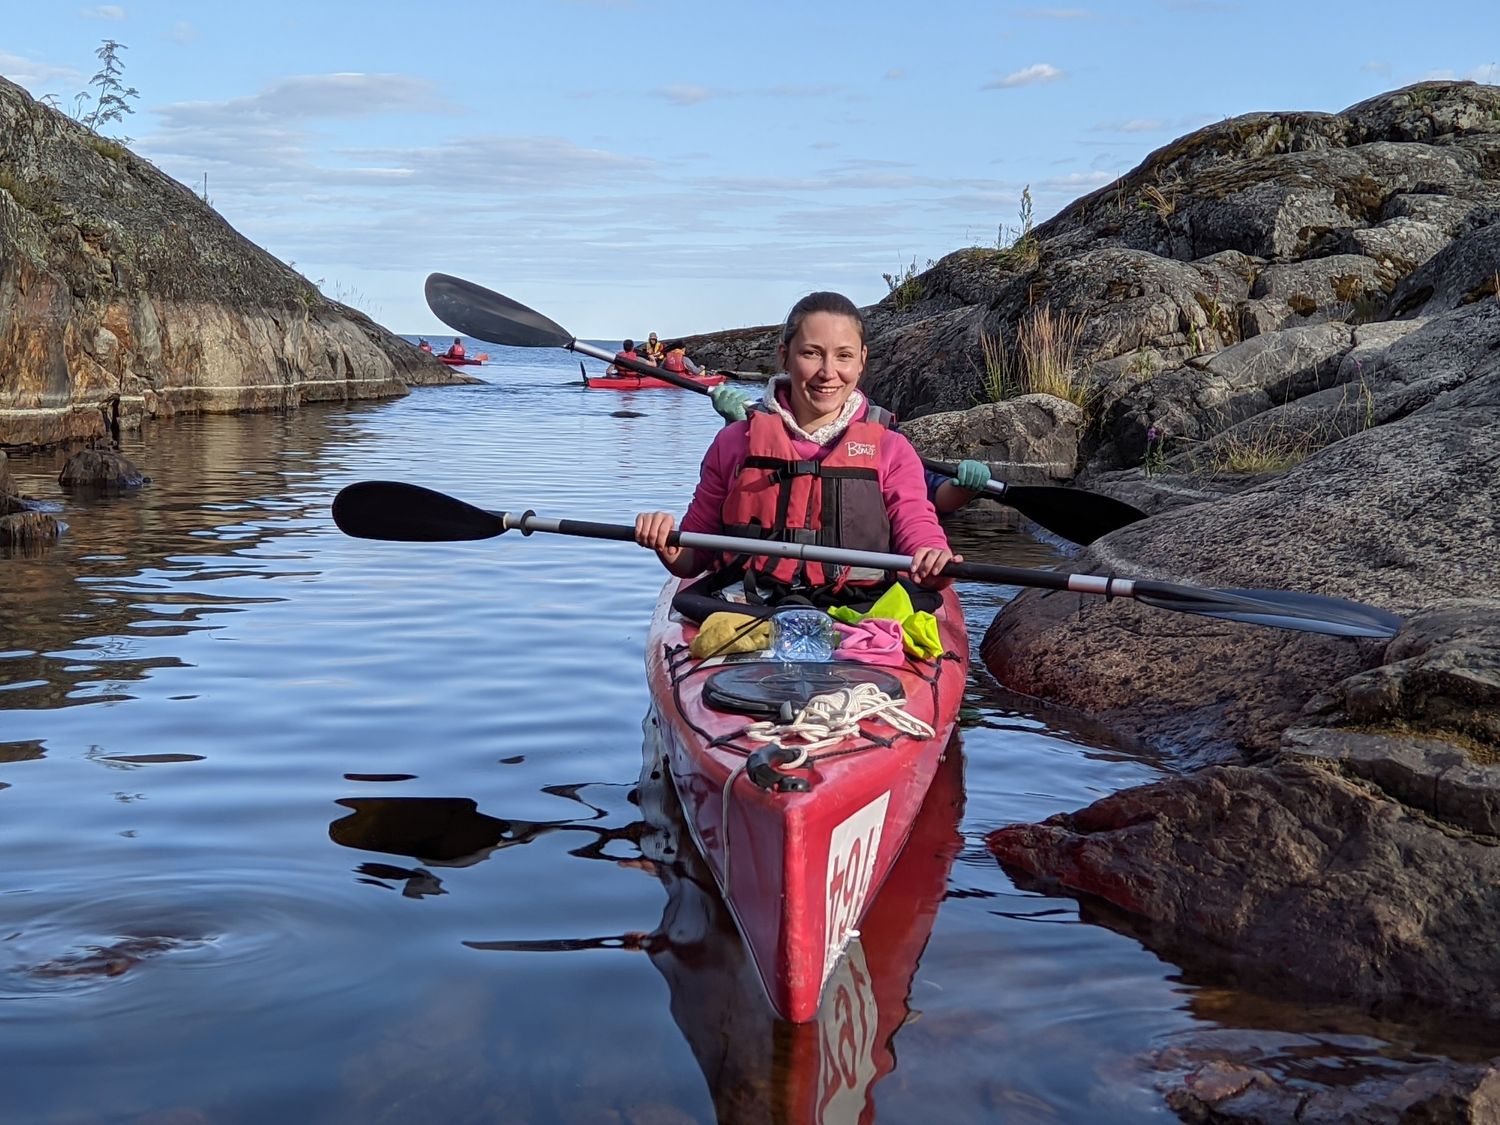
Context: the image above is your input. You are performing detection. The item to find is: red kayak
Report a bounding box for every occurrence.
[644,579,968,1023]
[438,354,487,366]
[639,730,964,1118]
[586,371,727,390]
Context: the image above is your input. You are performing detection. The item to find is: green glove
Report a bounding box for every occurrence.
[708,384,752,423]
[954,459,991,491]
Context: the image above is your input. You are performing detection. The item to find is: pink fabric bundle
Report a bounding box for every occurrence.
[832,618,907,666]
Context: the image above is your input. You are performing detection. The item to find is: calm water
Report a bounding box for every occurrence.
[0,345,1465,1123]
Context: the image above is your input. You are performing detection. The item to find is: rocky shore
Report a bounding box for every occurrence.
[691,81,1500,1121]
[0,76,469,453]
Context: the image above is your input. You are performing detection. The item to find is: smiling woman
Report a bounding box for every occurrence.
[632,290,961,608]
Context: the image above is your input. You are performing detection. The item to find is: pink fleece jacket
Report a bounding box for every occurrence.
[679,397,950,556]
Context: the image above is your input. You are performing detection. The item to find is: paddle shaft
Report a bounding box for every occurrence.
[502,510,1112,596]
[330,481,1404,638]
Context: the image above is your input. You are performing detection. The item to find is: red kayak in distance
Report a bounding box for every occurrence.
[438,354,487,366]
[586,371,727,390]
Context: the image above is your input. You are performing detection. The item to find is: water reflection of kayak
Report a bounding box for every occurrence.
[635,729,965,1124]
[410,734,964,1123]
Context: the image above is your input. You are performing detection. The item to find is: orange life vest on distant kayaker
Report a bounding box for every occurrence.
[446,340,465,359]
[662,350,688,374]
[719,405,894,594]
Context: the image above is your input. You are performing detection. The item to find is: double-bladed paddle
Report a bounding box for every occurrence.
[331,480,1403,639]
[422,272,1146,546]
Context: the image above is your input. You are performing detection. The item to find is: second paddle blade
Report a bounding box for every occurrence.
[332,481,507,542]
[424,273,572,349]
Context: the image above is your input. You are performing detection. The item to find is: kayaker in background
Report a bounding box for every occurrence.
[444,338,466,360]
[634,291,960,610]
[417,338,433,353]
[642,333,666,365]
[660,341,703,376]
[708,374,990,514]
[605,339,640,377]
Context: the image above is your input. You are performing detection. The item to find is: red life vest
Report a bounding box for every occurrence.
[611,349,639,375]
[662,351,688,374]
[446,341,465,359]
[719,405,894,594]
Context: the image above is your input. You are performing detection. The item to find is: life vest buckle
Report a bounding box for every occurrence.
[769,460,820,483]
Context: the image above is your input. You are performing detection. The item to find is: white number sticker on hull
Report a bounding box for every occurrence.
[822,792,889,987]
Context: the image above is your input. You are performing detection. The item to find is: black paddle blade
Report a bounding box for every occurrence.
[1131,580,1402,639]
[997,485,1144,545]
[424,273,572,349]
[332,481,507,542]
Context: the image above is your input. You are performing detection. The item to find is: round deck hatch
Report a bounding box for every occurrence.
[701,662,905,717]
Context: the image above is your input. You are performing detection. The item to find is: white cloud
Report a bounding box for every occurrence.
[0,50,80,89]
[170,21,199,44]
[157,73,455,126]
[1037,171,1117,190]
[653,84,716,106]
[1091,118,1168,133]
[81,4,127,18]
[983,63,1066,90]
[769,84,843,98]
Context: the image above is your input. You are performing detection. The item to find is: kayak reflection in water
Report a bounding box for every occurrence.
[458,732,966,1123]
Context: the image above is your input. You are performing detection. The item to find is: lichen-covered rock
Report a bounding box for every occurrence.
[987,759,1500,1020]
[0,76,468,449]
[1386,221,1500,318]
[984,301,1500,760]
[896,394,1082,485]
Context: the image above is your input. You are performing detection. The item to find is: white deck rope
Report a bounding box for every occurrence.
[741,683,935,755]
[719,683,936,887]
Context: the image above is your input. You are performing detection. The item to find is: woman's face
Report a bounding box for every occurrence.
[778,312,866,428]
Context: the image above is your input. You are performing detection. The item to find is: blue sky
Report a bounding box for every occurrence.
[4,1,1497,338]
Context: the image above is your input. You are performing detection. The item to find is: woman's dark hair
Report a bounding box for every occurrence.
[622,339,635,351]
[780,291,865,345]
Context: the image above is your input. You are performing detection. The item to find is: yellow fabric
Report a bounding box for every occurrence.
[863,583,915,622]
[689,612,771,658]
[902,611,942,660]
[827,586,943,661]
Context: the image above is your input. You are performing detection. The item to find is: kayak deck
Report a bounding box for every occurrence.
[644,579,969,1022]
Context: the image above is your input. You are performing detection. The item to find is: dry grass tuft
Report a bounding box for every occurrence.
[979,304,1090,413]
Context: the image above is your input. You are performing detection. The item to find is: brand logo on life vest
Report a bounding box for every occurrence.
[846,441,876,459]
